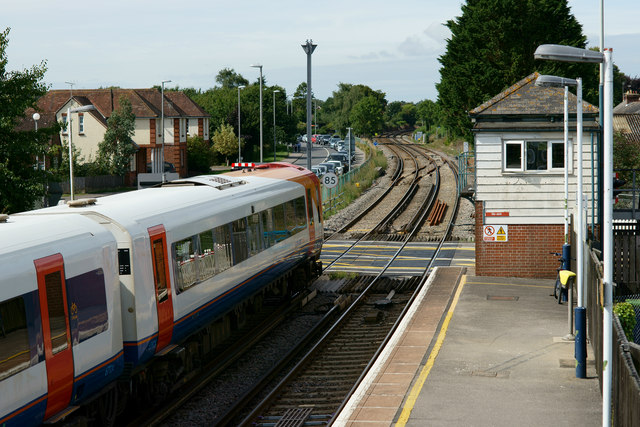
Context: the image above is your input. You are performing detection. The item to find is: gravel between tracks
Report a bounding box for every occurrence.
[324,143,475,242]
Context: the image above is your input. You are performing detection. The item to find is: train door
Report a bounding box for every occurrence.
[34,254,73,420]
[306,188,316,245]
[148,225,174,352]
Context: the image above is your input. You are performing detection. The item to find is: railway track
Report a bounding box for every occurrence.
[231,137,460,426]
[140,134,460,426]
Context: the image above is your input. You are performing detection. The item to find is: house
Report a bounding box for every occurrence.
[469,72,599,278]
[30,88,210,182]
[613,91,640,143]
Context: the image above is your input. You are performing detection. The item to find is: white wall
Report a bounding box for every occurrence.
[475,130,597,225]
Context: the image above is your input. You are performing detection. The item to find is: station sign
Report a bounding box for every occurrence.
[483,224,508,242]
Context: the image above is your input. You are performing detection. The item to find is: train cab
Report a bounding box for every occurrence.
[0,214,123,426]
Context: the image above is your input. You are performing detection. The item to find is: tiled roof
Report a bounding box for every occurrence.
[613,101,640,115]
[31,88,208,121]
[469,72,599,117]
[613,115,640,143]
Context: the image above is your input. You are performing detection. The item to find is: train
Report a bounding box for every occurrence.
[0,162,323,426]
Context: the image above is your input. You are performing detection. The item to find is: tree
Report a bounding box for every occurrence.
[323,83,387,134]
[0,28,58,213]
[350,95,385,137]
[212,123,241,164]
[97,96,137,176]
[215,68,249,89]
[437,0,596,141]
[187,135,213,174]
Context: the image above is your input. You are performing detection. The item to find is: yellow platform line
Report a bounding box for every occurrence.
[396,275,467,426]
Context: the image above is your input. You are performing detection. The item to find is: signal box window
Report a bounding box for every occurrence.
[503,140,566,172]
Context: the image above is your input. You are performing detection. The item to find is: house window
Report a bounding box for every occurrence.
[503,140,566,172]
[78,113,84,134]
[62,114,68,135]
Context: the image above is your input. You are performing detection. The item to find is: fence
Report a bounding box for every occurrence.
[321,140,375,214]
[586,243,640,425]
[50,175,124,195]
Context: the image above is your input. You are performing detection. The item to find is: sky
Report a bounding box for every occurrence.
[3,0,639,103]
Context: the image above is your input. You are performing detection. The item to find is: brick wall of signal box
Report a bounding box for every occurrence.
[474,201,566,279]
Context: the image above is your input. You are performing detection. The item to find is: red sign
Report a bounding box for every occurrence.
[486,212,509,217]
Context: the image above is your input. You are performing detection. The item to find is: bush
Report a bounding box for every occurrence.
[614,302,637,341]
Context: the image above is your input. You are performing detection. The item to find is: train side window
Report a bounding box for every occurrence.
[151,237,169,303]
[173,237,197,292]
[285,200,297,235]
[295,197,306,229]
[66,269,108,345]
[248,213,262,257]
[273,204,286,242]
[44,271,68,354]
[0,296,32,381]
[198,230,216,282]
[261,208,275,248]
[214,225,232,273]
[231,218,248,265]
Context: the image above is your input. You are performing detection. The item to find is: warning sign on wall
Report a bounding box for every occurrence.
[483,225,508,242]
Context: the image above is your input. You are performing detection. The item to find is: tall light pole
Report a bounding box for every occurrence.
[536,74,586,378]
[272,90,280,162]
[535,44,613,426]
[238,85,246,163]
[161,80,171,182]
[33,113,40,169]
[302,39,317,171]
[251,64,264,163]
[66,104,96,201]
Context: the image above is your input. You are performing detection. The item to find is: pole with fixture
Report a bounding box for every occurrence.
[238,85,246,163]
[66,104,97,201]
[251,64,264,163]
[302,40,316,171]
[273,90,280,162]
[161,80,171,182]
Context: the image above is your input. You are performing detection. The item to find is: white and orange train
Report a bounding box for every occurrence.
[0,163,323,426]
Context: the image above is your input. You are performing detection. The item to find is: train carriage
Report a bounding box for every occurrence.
[1,162,322,425]
[0,214,122,426]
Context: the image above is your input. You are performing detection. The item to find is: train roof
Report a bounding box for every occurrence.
[16,163,317,236]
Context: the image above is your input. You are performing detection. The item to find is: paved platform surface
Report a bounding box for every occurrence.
[336,250,602,426]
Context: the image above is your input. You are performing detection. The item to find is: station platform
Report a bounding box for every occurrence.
[335,261,603,426]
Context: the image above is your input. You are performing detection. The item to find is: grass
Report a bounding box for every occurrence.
[323,141,388,219]
[329,271,358,280]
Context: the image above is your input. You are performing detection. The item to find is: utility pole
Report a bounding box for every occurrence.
[302,39,316,171]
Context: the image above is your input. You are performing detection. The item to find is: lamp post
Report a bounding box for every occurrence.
[272,90,280,162]
[302,39,317,171]
[535,43,613,426]
[536,74,586,378]
[66,104,97,201]
[33,113,40,169]
[251,64,264,163]
[238,85,246,163]
[161,80,171,182]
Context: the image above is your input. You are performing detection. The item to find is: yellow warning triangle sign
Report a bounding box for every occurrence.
[497,226,506,235]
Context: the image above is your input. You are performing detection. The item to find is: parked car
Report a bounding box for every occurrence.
[318,162,337,175]
[315,164,328,175]
[146,161,176,173]
[326,160,344,175]
[329,153,349,172]
[329,135,341,148]
[311,166,324,178]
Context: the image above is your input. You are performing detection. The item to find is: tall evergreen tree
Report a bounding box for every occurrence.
[0,28,58,213]
[437,0,597,141]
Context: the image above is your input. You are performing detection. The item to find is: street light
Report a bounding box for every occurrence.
[238,85,246,163]
[66,104,96,201]
[535,43,613,426]
[272,90,281,162]
[302,39,317,171]
[161,80,171,182]
[251,64,264,163]
[536,74,587,378]
[33,113,40,170]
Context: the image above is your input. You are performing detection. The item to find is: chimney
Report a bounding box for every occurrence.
[624,91,640,104]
